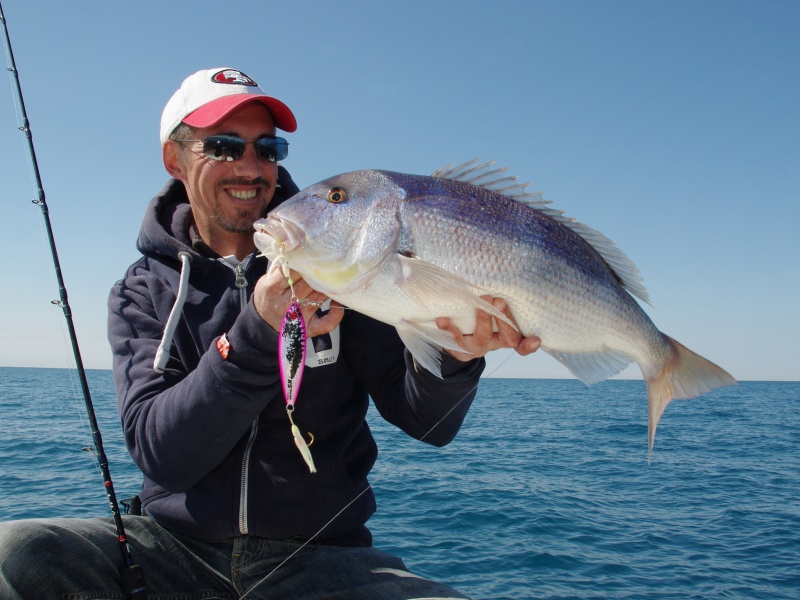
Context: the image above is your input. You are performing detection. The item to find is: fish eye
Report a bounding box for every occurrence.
[327,187,347,204]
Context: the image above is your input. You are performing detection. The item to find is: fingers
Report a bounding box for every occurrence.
[306,301,344,338]
[489,297,523,348]
[254,267,340,335]
[469,296,521,355]
[253,268,292,330]
[490,298,541,354]
[436,297,541,362]
[516,335,542,356]
[470,298,496,348]
[434,317,472,362]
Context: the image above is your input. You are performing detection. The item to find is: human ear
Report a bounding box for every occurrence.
[162,141,185,180]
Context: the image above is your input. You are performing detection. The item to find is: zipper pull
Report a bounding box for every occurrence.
[234,263,248,289]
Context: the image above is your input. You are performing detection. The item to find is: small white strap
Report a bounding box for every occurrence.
[154,251,192,373]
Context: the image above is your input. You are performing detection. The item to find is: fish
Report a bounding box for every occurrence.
[253,160,736,456]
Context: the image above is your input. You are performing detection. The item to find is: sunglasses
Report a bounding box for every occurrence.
[176,135,289,162]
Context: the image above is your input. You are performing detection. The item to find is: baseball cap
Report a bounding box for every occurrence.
[159,67,297,143]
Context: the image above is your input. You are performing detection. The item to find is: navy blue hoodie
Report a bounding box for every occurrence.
[107,170,485,546]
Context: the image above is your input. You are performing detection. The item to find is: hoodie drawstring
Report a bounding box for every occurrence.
[154,251,192,373]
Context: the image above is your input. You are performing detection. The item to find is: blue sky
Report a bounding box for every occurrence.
[1,0,797,381]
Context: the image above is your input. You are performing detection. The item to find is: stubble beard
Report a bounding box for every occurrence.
[211,204,271,234]
[212,178,273,234]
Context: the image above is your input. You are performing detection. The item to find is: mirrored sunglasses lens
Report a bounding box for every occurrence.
[203,136,245,162]
[256,137,289,162]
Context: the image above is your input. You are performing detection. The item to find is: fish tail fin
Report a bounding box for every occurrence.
[645,335,736,462]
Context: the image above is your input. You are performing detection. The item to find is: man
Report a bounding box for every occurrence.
[0,67,539,599]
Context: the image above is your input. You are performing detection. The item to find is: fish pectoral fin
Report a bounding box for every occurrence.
[395,255,517,330]
[544,348,632,385]
[395,321,466,379]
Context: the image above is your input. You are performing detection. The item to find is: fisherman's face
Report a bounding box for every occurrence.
[164,103,279,245]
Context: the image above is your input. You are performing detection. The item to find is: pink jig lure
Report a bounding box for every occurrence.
[279,300,306,406]
[279,299,317,473]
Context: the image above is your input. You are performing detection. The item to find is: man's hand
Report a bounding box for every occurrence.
[435,296,541,362]
[253,263,343,338]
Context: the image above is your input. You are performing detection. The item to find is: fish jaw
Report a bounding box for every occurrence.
[253,216,305,259]
[253,213,387,298]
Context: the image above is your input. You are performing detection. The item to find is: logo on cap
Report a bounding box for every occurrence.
[211,69,258,86]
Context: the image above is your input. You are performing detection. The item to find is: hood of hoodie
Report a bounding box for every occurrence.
[138,179,196,259]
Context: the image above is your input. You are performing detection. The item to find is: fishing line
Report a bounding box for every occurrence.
[483,348,519,378]
[238,258,528,596]
[58,330,98,458]
[0,4,147,598]
[239,345,482,600]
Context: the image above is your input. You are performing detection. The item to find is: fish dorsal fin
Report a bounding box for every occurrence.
[431,159,650,304]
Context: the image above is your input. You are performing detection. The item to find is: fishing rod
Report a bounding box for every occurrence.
[0,4,146,598]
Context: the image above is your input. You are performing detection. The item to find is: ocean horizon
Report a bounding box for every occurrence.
[1,367,797,599]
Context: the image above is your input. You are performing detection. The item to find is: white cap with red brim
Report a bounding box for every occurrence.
[159,67,297,143]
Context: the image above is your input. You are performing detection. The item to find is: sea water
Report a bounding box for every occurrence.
[0,367,797,599]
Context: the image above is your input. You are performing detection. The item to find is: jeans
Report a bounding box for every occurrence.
[0,516,470,599]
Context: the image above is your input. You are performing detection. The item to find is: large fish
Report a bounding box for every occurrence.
[253,160,736,455]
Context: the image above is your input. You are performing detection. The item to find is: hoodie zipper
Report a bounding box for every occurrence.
[234,260,249,314]
[224,255,259,535]
[239,420,258,534]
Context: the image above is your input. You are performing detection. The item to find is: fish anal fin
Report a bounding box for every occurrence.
[544,348,632,386]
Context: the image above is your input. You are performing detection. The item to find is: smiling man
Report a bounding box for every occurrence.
[0,67,539,599]
[164,103,282,256]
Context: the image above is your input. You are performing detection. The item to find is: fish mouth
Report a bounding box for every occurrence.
[253,215,305,257]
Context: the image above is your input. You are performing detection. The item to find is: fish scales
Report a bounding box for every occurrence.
[254,163,736,457]
[399,174,621,296]
[390,172,646,354]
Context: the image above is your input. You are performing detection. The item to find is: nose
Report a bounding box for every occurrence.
[234,144,260,177]
[233,143,270,179]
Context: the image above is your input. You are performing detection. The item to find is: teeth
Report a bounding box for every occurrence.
[229,189,257,200]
